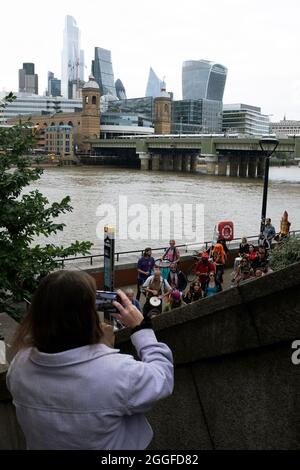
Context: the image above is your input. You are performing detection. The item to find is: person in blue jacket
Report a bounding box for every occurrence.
[7,270,173,450]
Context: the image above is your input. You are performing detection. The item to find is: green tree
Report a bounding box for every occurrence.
[269,237,300,271]
[0,93,92,318]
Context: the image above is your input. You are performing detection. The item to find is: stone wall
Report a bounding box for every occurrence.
[116,261,300,449]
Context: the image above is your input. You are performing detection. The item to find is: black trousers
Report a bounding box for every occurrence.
[136,279,145,301]
[215,264,224,283]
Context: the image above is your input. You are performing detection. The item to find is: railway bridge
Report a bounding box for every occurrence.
[88,135,300,178]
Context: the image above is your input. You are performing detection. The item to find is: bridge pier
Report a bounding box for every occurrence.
[257,157,265,178]
[173,154,182,172]
[151,154,160,171]
[138,152,151,171]
[248,158,257,178]
[204,154,217,175]
[190,154,198,173]
[229,156,239,177]
[217,157,228,176]
[238,156,248,177]
[182,154,191,172]
[162,154,174,171]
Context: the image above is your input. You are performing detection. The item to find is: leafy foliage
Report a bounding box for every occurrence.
[0,94,92,318]
[269,237,300,271]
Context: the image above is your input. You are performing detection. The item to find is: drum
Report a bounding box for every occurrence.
[155,258,171,280]
[149,296,162,307]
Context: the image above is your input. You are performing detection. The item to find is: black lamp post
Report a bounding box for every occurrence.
[259,137,279,237]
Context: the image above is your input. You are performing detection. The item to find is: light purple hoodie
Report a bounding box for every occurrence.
[6,329,173,450]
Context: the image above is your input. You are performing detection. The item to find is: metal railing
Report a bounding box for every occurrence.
[56,230,300,268]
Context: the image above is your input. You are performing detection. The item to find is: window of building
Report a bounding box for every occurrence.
[92,96,97,105]
[85,96,89,104]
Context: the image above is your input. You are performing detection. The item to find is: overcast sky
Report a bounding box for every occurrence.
[1,0,299,121]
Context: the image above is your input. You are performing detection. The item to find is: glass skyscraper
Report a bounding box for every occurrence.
[115,79,127,100]
[18,63,38,94]
[92,47,116,97]
[61,15,85,98]
[47,72,61,97]
[172,99,223,134]
[182,60,227,101]
[145,67,164,98]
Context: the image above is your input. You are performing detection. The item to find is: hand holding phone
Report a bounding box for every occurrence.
[112,290,144,329]
[96,290,121,313]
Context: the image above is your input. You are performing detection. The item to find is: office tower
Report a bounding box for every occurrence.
[172,99,223,134]
[223,104,270,135]
[61,15,85,98]
[145,67,164,98]
[92,47,116,97]
[115,79,127,100]
[182,60,227,101]
[18,63,38,94]
[47,72,61,97]
[0,92,82,123]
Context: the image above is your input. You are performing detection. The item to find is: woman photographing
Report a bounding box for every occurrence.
[6,270,173,450]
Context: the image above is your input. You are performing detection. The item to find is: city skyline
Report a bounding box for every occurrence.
[0,0,299,121]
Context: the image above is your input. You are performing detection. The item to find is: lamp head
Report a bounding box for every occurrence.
[259,138,279,157]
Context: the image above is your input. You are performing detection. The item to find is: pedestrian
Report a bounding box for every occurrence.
[183,281,203,304]
[167,263,187,292]
[163,290,186,312]
[238,237,249,257]
[194,252,215,290]
[211,239,227,284]
[124,287,142,312]
[279,210,291,240]
[6,271,173,450]
[162,240,181,265]
[142,267,172,318]
[203,272,222,297]
[136,247,155,301]
[261,218,276,249]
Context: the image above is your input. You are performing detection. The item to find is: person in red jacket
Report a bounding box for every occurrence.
[195,252,215,290]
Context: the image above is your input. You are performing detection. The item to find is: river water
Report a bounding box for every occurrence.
[28,165,300,254]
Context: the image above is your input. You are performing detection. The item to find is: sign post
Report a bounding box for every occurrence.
[103,226,115,291]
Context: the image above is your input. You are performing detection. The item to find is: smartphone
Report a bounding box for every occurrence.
[96,290,121,313]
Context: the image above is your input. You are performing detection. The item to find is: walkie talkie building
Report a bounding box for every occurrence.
[182,60,227,101]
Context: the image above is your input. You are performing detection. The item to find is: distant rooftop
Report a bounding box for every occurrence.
[223,103,261,113]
